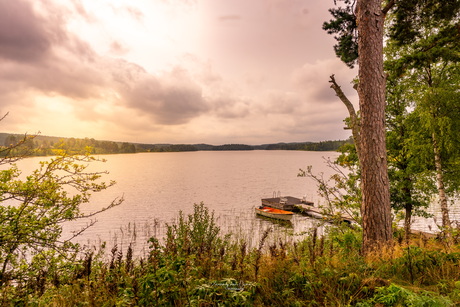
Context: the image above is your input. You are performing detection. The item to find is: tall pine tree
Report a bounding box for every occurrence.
[324,0,460,250]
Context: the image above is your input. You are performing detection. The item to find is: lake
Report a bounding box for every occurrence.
[64,150,339,254]
[10,151,460,255]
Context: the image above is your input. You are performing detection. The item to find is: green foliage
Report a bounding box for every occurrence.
[0,134,127,155]
[389,0,460,54]
[390,247,460,286]
[120,142,136,153]
[360,283,453,306]
[210,144,253,151]
[385,72,433,233]
[0,133,352,156]
[137,203,252,306]
[1,202,460,305]
[163,203,224,260]
[324,0,460,69]
[408,75,460,194]
[322,0,358,68]
[299,143,362,225]
[0,149,122,287]
[383,0,460,233]
[303,139,354,151]
[0,134,39,159]
[150,144,199,152]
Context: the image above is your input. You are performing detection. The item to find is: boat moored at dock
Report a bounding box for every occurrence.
[255,206,294,221]
[261,196,313,211]
[261,194,355,224]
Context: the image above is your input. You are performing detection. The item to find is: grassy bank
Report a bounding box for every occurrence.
[1,203,460,306]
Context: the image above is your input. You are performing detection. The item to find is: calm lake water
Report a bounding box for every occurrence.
[11,151,460,255]
[68,150,338,253]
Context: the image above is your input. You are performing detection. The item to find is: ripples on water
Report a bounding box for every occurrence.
[64,150,335,256]
[9,151,460,256]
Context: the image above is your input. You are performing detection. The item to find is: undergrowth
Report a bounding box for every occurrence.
[1,203,459,306]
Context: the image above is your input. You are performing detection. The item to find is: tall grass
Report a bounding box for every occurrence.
[1,203,459,306]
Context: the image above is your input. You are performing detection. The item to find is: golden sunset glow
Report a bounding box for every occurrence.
[0,0,357,144]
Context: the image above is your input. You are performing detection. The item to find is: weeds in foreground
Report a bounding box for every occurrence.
[1,203,459,306]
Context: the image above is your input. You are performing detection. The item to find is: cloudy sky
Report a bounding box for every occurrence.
[0,0,358,145]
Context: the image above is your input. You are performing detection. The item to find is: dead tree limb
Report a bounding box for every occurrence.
[329,74,361,161]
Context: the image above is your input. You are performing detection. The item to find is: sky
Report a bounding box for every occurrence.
[0,0,358,145]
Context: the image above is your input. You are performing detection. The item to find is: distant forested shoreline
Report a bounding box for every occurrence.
[0,132,352,156]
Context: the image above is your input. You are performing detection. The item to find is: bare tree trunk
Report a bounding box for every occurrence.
[329,75,362,162]
[356,0,393,255]
[432,132,451,229]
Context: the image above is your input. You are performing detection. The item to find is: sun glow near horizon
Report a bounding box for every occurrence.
[1,0,355,144]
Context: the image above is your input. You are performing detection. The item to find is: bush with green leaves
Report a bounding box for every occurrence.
[0,144,122,287]
[357,283,453,307]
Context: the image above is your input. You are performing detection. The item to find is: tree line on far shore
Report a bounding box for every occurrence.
[0,133,352,155]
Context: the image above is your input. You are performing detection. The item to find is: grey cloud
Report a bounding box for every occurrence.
[0,35,101,101]
[0,0,52,63]
[297,77,340,105]
[0,0,353,144]
[0,0,210,127]
[36,60,105,99]
[174,55,251,120]
[112,62,210,125]
[262,92,301,115]
[291,59,358,106]
[0,58,105,102]
[0,0,102,102]
[270,105,351,141]
[0,6,104,105]
[129,84,209,125]
[211,97,250,119]
[110,59,147,85]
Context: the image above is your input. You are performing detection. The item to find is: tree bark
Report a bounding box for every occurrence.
[356,0,393,255]
[432,132,451,229]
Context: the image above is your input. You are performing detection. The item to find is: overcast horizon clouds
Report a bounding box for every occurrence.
[0,0,358,145]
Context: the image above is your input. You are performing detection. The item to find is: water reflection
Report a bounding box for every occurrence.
[254,214,294,228]
[7,151,460,257]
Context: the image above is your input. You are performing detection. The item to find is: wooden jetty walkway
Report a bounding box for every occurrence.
[261,196,355,224]
[261,195,438,238]
[262,196,313,211]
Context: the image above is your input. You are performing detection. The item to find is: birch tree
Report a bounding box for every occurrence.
[386,0,460,231]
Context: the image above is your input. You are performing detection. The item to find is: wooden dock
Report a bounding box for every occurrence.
[261,196,313,211]
[294,203,355,224]
[261,196,355,224]
[260,196,440,238]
